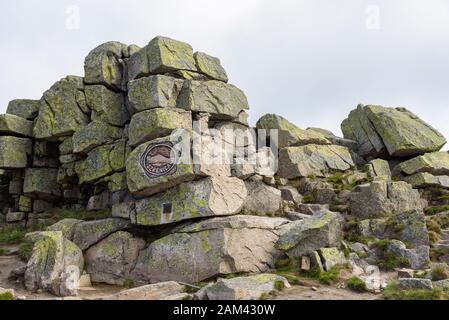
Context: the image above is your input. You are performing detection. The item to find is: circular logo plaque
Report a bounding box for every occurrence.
[140,142,178,179]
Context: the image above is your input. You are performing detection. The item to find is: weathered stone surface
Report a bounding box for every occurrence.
[23,168,61,200]
[75,144,116,184]
[367,159,391,178]
[279,186,303,205]
[6,212,26,223]
[0,136,32,169]
[72,218,130,251]
[276,210,343,257]
[34,76,89,140]
[84,41,129,90]
[342,105,446,158]
[132,176,247,226]
[127,75,184,112]
[386,240,430,270]
[177,80,249,120]
[397,278,433,291]
[278,144,354,178]
[0,114,33,137]
[72,120,122,154]
[319,247,347,270]
[46,219,83,241]
[112,202,135,219]
[85,231,145,285]
[307,127,358,151]
[98,282,186,300]
[194,52,228,82]
[6,99,40,120]
[18,196,32,212]
[195,274,289,300]
[85,85,129,126]
[404,172,449,189]
[126,137,195,196]
[128,108,192,147]
[396,152,449,176]
[349,181,426,219]
[257,114,330,148]
[242,180,282,216]
[130,215,289,284]
[24,231,84,297]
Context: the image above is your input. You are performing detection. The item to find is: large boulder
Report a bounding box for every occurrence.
[72,218,130,251]
[130,215,289,284]
[85,231,145,285]
[349,181,426,219]
[403,172,449,189]
[46,219,83,240]
[177,80,249,120]
[386,240,430,270]
[23,168,61,200]
[72,120,122,154]
[84,85,129,126]
[342,105,446,158]
[34,76,89,140]
[396,152,449,176]
[128,108,192,147]
[278,144,354,178]
[98,282,186,300]
[126,137,195,196]
[0,114,33,137]
[132,176,247,226]
[242,180,282,216]
[195,274,289,300]
[127,75,184,112]
[256,114,330,148]
[6,99,40,120]
[276,210,343,257]
[24,231,84,297]
[0,136,32,169]
[194,52,228,82]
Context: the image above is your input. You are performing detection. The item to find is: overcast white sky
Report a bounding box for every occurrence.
[1,0,449,142]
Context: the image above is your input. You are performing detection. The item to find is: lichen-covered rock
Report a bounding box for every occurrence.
[132,176,247,226]
[85,231,145,285]
[194,52,228,82]
[0,114,33,137]
[242,180,282,216]
[75,144,116,184]
[319,247,347,270]
[72,120,122,154]
[195,274,289,300]
[177,80,249,120]
[72,218,130,251]
[256,114,330,148]
[128,108,192,147]
[34,76,89,140]
[397,278,433,291]
[24,231,84,297]
[23,168,61,200]
[6,99,40,120]
[127,75,184,112]
[46,219,83,241]
[342,105,446,158]
[396,152,449,176]
[6,211,25,223]
[278,144,354,178]
[386,240,430,270]
[126,137,195,196]
[349,181,426,219]
[84,41,129,90]
[367,159,391,178]
[403,172,449,189]
[276,210,343,257]
[130,215,289,284]
[0,136,32,169]
[98,282,186,300]
[84,85,129,126]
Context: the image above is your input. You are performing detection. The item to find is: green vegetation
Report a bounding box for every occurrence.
[347,276,368,292]
[274,280,286,291]
[0,247,9,255]
[0,291,15,300]
[123,278,135,289]
[0,225,27,244]
[383,282,449,300]
[302,194,315,204]
[317,267,341,285]
[18,240,34,261]
[431,264,449,281]
[46,208,111,222]
[425,205,449,215]
[379,252,410,271]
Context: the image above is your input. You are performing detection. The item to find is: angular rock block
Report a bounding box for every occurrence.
[98,282,186,300]
[127,75,184,112]
[0,136,32,169]
[126,137,195,196]
[6,99,40,120]
[177,80,249,120]
[23,168,61,200]
[132,176,247,226]
[342,105,446,158]
[128,108,192,147]
[72,120,122,154]
[242,180,282,216]
[367,159,391,178]
[396,152,449,176]
[130,215,289,284]
[404,172,449,189]
[257,114,330,148]
[34,76,89,140]
[278,144,354,178]
[84,85,129,126]
[194,51,228,82]
[0,114,33,137]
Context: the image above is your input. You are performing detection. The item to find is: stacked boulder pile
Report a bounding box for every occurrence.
[2,36,449,299]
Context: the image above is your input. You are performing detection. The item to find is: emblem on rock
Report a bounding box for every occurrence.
[140,142,178,178]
